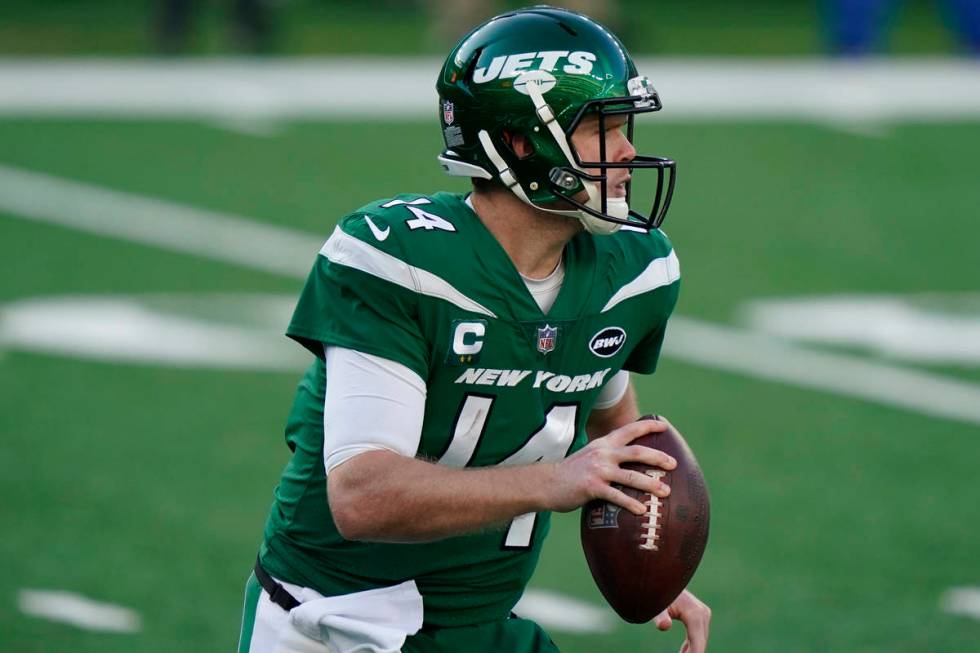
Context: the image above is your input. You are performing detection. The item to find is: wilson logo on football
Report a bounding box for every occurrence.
[589,327,627,358]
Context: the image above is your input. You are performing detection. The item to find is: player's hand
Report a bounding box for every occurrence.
[653,590,711,653]
[547,417,676,515]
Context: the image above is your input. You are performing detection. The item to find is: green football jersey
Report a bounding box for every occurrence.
[260,191,680,628]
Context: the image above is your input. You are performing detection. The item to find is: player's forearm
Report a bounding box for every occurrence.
[586,381,640,440]
[327,450,556,543]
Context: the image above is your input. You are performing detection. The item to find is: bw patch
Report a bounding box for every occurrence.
[589,327,627,358]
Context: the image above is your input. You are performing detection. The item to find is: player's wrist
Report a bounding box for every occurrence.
[530,461,563,513]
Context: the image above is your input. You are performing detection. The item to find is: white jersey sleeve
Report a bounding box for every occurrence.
[322,345,427,475]
[592,370,630,410]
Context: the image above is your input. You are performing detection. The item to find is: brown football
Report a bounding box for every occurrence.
[580,415,710,623]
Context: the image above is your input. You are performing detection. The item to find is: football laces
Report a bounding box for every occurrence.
[639,469,666,551]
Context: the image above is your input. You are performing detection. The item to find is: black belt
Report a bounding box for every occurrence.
[254,557,301,612]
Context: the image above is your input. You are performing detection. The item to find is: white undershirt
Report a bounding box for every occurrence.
[322,200,630,474]
[520,256,565,314]
[322,346,427,473]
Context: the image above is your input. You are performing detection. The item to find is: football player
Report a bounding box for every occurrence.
[238,6,710,653]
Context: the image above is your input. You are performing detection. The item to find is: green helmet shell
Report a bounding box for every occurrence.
[437,6,639,205]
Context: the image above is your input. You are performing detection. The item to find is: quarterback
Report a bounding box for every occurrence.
[238,6,710,653]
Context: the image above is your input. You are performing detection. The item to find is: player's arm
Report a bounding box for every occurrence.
[322,349,675,543]
[585,372,640,441]
[329,421,673,543]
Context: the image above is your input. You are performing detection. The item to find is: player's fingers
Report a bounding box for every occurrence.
[609,467,670,498]
[618,444,677,470]
[596,483,647,515]
[686,627,707,653]
[606,417,667,446]
[653,610,672,631]
[682,608,710,653]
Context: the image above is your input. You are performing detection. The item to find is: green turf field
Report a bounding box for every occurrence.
[0,0,961,56]
[1,113,979,652]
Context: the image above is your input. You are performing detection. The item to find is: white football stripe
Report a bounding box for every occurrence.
[514,588,615,634]
[940,587,980,620]
[18,589,141,633]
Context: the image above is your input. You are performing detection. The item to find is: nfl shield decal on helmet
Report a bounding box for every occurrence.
[442,100,455,125]
[536,324,558,354]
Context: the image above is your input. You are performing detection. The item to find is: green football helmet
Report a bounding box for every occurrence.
[436,5,676,235]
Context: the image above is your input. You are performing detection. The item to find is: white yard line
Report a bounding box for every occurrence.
[0,164,317,278]
[18,589,141,633]
[1,58,979,121]
[743,294,980,365]
[2,164,980,426]
[0,294,308,371]
[665,317,980,426]
[940,587,980,620]
[515,588,615,634]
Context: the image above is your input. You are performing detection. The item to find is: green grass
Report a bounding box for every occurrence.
[0,0,966,56]
[1,115,979,652]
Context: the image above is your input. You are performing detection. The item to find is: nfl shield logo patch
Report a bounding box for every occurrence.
[586,501,621,529]
[536,324,557,354]
[442,100,455,125]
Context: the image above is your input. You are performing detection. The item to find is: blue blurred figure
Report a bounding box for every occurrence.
[827,0,980,55]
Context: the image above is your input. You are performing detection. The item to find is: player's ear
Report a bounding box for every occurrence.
[502,130,535,159]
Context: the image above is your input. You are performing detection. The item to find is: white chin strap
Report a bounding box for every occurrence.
[478,81,625,235]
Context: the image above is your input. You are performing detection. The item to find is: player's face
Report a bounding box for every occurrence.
[570,114,636,199]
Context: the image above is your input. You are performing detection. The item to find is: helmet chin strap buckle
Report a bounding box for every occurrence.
[548,168,624,235]
[549,168,579,190]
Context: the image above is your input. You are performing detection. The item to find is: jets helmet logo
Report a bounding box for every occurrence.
[473,50,597,84]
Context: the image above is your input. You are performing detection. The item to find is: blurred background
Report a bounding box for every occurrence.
[2,0,980,55]
[1,1,979,652]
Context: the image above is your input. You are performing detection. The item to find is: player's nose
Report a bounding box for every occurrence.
[612,130,636,163]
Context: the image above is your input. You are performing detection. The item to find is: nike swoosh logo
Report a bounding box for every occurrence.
[364,215,390,241]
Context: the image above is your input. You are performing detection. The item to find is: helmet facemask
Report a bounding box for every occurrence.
[478,76,676,235]
[551,88,677,234]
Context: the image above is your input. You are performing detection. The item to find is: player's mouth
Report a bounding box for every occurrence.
[609,175,630,198]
